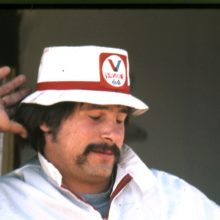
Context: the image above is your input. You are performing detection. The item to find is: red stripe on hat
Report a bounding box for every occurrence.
[36,81,130,94]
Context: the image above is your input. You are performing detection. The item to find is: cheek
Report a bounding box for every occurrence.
[120,126,126,144]
[114,126,125,148]
[60,124,93,151]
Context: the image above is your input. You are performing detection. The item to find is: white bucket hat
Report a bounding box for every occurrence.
[22,46,149,116]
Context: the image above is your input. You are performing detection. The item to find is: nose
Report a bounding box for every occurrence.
[100,121,124,145]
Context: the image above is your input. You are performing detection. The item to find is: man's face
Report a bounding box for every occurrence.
[41,103,128,193]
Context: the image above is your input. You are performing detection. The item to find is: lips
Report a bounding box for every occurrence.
[91,147,114,155]
[84,143,120,158]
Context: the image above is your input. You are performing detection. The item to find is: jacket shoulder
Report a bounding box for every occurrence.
[150,168,220,218]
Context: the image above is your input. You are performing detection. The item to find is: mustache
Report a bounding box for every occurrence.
[83,143,121,158]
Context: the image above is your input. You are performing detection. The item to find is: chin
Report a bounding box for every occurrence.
[90,166,114,179]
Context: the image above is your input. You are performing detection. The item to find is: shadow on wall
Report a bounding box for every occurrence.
[125,122,148,143]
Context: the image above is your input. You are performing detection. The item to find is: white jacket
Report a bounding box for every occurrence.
[0,145,219,219]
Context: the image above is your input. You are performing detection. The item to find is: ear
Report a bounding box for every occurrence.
[40,123,51,133]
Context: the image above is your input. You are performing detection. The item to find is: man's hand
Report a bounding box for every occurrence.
[0,66,31,138]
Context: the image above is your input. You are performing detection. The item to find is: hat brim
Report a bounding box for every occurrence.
[21,90,149,116]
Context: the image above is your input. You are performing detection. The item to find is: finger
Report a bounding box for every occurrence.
[0,111,28,138]
[2,87,31,107]
[7,121,28,138]
[0,121,28,138]
[0,74,27,96]
[0,66,11,79]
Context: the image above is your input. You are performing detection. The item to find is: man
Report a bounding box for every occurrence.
[0,46,219,219]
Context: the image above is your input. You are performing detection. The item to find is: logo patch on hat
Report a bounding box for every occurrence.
[100,53,128,89]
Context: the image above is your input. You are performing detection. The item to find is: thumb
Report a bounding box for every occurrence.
[7,121,28,138]
[0,110,28,138]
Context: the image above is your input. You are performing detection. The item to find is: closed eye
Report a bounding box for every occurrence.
[116,114,127,124]
[89,115,101,121]
[116,119,124,124]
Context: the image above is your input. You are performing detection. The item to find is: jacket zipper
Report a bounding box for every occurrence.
[103,174,132,219]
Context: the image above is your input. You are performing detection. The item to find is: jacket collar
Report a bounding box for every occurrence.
[38,152,63,187]
[116,144,157,193]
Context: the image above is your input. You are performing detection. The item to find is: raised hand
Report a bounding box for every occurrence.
[0,66,31,138]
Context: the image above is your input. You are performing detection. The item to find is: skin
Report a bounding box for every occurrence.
[0,66,30,138]
[40,103,128,194]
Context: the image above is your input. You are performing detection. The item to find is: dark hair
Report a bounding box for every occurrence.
[14,102,77,153]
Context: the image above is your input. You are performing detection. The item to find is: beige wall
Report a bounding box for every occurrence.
[18,9,220,204]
